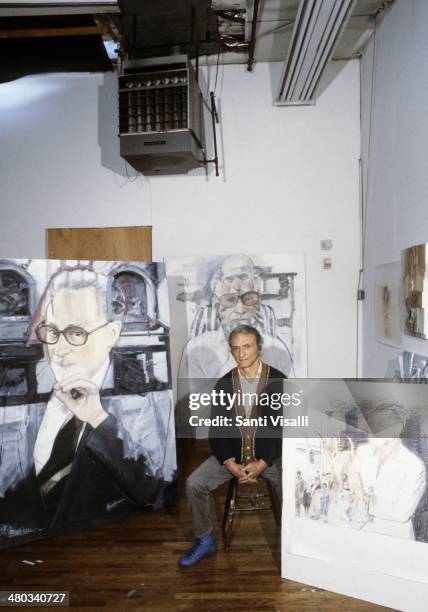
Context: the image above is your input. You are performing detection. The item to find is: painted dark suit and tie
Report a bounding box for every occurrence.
[0,259,176,549]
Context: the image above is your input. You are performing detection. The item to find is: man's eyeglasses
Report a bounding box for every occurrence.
[35,321,110,346]
[219,291,260,309]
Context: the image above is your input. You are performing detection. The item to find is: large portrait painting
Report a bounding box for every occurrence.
[166,253,307,437]
[166,252,307,392]
[0,259,176,549]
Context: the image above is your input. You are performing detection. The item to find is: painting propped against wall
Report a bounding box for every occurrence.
[166,253,307,399]
[403,243,428,339]
[0,259,176,549]
[374,262,402,347]
[283,387,428,604]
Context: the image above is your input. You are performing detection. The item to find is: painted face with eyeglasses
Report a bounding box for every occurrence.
[36,287,121,381]
[214,255,261,335]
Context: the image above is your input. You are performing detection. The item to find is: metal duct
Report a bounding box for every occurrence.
[276,0,356,105]
[119,56,208,174]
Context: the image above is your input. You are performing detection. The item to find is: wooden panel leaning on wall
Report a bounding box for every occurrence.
[47,226,152,261]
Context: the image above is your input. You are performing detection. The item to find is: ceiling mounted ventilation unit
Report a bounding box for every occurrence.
[276,0,356,106]
[119,56,208,174]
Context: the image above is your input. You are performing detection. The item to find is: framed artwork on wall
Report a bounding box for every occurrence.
[374,261,402,347]
[403,243,428,339]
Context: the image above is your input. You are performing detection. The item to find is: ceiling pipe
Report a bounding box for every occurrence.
[246,0,260,72]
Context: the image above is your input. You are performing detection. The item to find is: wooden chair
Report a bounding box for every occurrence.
[221,478,281,550]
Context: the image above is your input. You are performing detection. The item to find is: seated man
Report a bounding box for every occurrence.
[179,324,286,567]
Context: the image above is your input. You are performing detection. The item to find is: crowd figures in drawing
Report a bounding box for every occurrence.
[295,404,428,543]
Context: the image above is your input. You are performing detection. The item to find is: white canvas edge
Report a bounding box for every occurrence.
[281,552,428,612]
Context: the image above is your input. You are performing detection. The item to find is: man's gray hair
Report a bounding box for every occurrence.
[228,324,263,351]
[41,267,123,322]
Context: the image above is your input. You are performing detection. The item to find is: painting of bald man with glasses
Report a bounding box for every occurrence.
[167,253,307,396]
[0,260,175,548]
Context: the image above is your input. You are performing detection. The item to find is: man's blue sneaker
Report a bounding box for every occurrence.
[178,531,217,567]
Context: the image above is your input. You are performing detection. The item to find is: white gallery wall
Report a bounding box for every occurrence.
[0,60,361,378]
[361,0,428,376]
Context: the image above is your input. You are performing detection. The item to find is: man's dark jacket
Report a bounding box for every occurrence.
[0,403,162,549]
[209,365,286,466]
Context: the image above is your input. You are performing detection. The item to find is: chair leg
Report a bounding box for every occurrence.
[222,478,237,551]
[266,479,282,528]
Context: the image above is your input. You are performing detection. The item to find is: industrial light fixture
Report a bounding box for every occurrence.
[276,0,356,105]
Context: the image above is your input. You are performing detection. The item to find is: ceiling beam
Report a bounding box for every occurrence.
[0,4,119,18]
[0,25,106,39]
